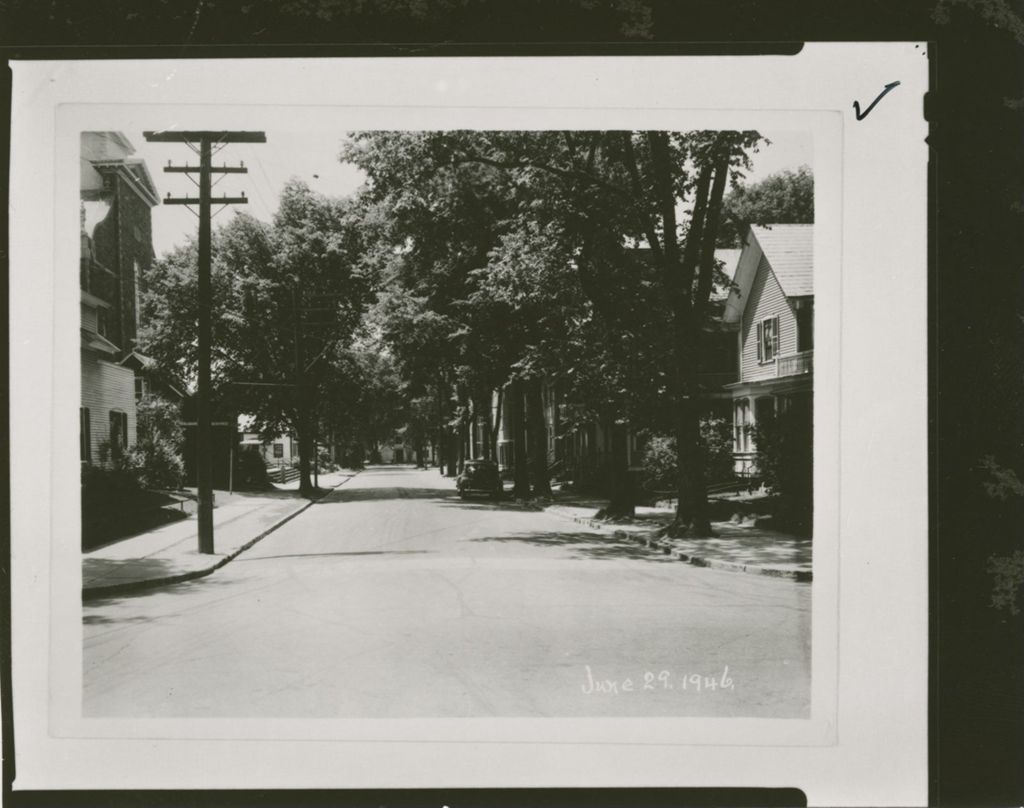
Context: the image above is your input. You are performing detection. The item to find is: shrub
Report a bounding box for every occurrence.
[701,416,735,484]
[639,417,737,495]
[234,445,272,490]
[317,445,340,472]
[640,435,677,494]
[751,404,813,534]
[124,395,185,490]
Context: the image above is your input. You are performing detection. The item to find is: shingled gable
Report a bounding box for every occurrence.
[722,223,814,325]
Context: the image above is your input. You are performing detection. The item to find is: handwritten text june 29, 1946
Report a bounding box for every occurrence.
[581,665,735,695]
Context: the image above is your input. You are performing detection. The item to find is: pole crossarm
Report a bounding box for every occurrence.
[165,164,249,174]
[143,131,267,143]
[164,195,249,205]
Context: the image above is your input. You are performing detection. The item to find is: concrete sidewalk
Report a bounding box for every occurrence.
[82,471,358,599]
[545,496,812,582]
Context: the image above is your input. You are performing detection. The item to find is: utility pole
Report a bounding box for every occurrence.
[144,131,266,553]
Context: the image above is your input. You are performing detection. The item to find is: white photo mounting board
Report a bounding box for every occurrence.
[9,46,928,805]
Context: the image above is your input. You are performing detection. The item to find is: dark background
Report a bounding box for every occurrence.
[2,1,1022,805]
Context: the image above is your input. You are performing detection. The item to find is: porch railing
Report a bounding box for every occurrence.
[777,349,813,378]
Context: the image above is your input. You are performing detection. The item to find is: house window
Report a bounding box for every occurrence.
[797,302,814,352]
[80,407,92,464]
[96,308,108,338]
[134,376,148,401]
[108,409,128,461]
[734,399,750,452]
[756,316,780,363]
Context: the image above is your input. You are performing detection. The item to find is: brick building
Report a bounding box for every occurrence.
[79,132,160,467]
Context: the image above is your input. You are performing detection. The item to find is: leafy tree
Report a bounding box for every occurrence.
[719,165,813,245]
[343,130,765,530]
[443,130,764,532]
[342,132,527,482]
[140,180,374,496]
[346,129,770,528]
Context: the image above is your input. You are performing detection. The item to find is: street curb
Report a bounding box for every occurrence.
[82,472,360,600]
[547,509,812,583]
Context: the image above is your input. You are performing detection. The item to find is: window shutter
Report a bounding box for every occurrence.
[772,315,780,359]
[756,321,763,361]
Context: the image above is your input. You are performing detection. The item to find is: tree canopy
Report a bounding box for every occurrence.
[719,165,813,245]
[140,179,376,494]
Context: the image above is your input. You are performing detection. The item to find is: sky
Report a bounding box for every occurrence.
[132,130,812,258]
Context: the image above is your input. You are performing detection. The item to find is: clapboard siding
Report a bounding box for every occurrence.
[81,302,97,332]
[739,254,798,383]
[81,355,136,464]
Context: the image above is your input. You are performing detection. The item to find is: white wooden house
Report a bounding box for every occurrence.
[722,224,814,477]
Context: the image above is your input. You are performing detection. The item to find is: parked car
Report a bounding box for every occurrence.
[456,459,503,500]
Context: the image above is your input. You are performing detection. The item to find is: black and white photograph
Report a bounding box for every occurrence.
[79,126,815,719]
[9,50,932,802]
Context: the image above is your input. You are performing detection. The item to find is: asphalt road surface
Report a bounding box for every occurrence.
[83,465,811,718]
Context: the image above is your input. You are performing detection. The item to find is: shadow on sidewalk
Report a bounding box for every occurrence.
[470,530,677,562]
[83,564,244,606]
[83,555,196,587]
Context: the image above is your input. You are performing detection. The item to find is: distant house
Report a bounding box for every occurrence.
[80,132,160,468]
[722,224,814,477]
[378,442,410,464]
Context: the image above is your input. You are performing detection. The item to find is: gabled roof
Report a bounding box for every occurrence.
[722,223,814,324]
[749,224,813,298]
[117,350,156,371]
[711,248,742,302]
[80,328,120,355]
[89,159,161,207]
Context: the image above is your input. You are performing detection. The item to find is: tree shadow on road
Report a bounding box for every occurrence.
[321,486,455,503]
[470,530,677,562]
[436,497,548,513]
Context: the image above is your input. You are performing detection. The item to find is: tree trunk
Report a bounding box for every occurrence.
[445,427,459,477]
[457,424,466,474]
[490,387,503,464]
[526,377,552,498]
[510,380,531,498]
[456,385,469,474]
[646,130,724,538]
[671,317,711,536]
[602,419,635,518]
[296,405,316,497]
[476,392,493,461]
[436,379,453,477]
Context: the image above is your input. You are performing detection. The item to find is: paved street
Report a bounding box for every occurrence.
[83,465,811,718]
